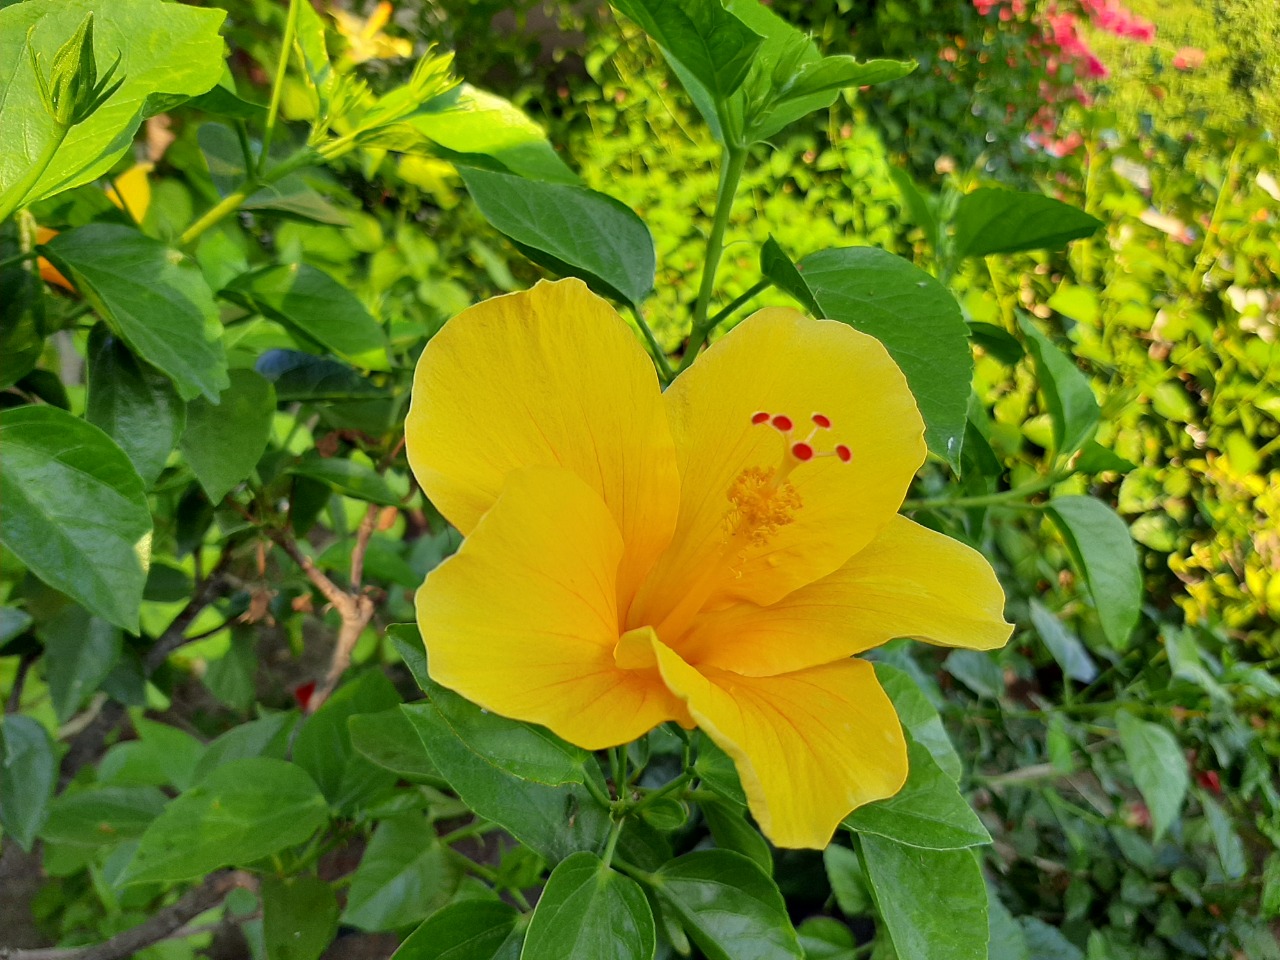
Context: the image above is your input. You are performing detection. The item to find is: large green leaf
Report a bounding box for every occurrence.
[342,814,459,932]
[255,349,385,402]
[180,368,276,503]
[776,56,916,104]
[458,165,656,306]
[0,406,151,632]
[1115,712,1188,841]
[1046,496,1142,649]
[1019,315,1099,459]
[85,326,185,486]
[406,84,578,184]
[522,852,656,960]
[348,709,443,784]
[860,837,988,960]
[647,851,802,960]
[844,735,990,849]
[120,757,328,884]
[0,715,57,852]
[0,226,46,389]
[873,663,962,781]
[391,901,522,960]
[39,785,166,850]
[611,0,761,117]
[222,263,387,360]
[288,455,403,507]
[1028,599,1099,684]
[41,224,228,402]
[0,0,225,207]
[952,189,1102,259]
[39,604,122,723]
[262,875,339,960]
[772,243,971,466]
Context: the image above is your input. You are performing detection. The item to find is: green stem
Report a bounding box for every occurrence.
[702,278,767,336]
[903,472,1066,511]
[0,124,68,223]
[627,772,693,816]
[0,250,37,271]
[179,188,250,247]
[259,0,301,178]
[582,771,614,810]
[628,304,674,383]
[439,820,497,846]
[601,816,625,868]
[680,145,747,373]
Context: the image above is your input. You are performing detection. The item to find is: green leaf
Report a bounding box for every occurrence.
[0,0,225,207]
[860,837,988,960]
[988,892,1031,960]
[0,606,34,647]
[0,715,56,851]
[1028,599,1099,684]
[693,733,747,807]
[1018,917,1082,960]
[943,648,1004,699]
[647,850,802,960]
[85,325,185,486]
[701,797,772,875]
[293,670,401,812]
[0,405,151,632]
[1073,440,1136,475]
[759,235,819,314]
[405,84,578,184]
[887,166,940,251]
[391,901,522,960]
[120,757,328,884]
[349,709,444,784]
[720,0,822,142]
[1201,793,1247,879]
[289,455,403,507]
[99,715,205,791]
[1018,315,1099,459]
[255,349,385,402]
[343,814,459,932]
[779,56,915,102]
[194,713,294,782]
[823,843,873,917]
[1,228,46,390]
[797,917,860,960]
[610,0,762,110]
[874,663,962,781]
[39,604,122,723]
[794,245,971,466]
[262,875,339,960]
[522,852,656,960]
[180,368,276,503]
[952,189,1102,259]
[1115,712,1188,841]
[1045,496,1142,649]
[222,263,387,360]
[458,165,656,306]
[967,321,1024,365]
[41,224,228,402]
[1262,853,1280,919]
[402,697,611,864]
[39,785,166,849]
[844,734,990,849]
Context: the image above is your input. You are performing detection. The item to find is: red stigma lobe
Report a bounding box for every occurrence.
[811,413,832,429]
[751,411,770,425]
[791,442,814,461]
[835,444,852,462]
[771,415,793,431]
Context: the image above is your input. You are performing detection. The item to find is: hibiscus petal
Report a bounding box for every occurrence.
[631,308,925,631]
[406,278,680,608]
[679,515,1013,676]
[416,466,687,750]
[653,640,907,849]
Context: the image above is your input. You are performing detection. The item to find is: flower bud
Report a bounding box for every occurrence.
[30,12,124,128]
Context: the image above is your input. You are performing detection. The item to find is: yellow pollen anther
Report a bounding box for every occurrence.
[725,466,802,546]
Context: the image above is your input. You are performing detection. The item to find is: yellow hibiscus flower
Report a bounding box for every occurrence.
[406,278,1012,849]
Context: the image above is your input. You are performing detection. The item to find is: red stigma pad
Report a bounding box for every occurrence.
[771,415,793,431]
[791,442,814,461]
[811,413,832,429]
[835,445,852,462]
[751,411,770,424]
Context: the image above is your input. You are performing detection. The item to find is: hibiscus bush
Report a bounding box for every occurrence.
[1,2,1277,960]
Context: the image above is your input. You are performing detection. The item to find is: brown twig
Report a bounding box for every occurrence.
[6,652,36,712]
[143,552,235,674]
[0,870,256,960]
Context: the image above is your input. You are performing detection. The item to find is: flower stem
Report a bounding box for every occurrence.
[601,815,625,868]
[680,145,747,373]
[0,124,68,223]
[902,472,1066,511]
[627,772,693,816]
[628,304,674,383]
[258,0,301,178]
[179,188,250,247]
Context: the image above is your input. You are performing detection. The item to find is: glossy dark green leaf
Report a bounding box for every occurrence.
[701,797,772,875]
[391,901,522,960]
[39,785,167,850]
[288,455,403,507]
[952,189,1102,259]
[39,604,122,723]
[343,814,459,931]
[0,607,34,647]
[0,230,45,390]
[263,875,339,960]
[255,349,384,402]
[459,165,655,306]
[797,917,861,960]
[85,326,185,486]
[222,263,387,359]
[795,245,971,466]
[988,892,1031,960]
[1018,316,1099,459]
[41,224,228,402]
[860,837,988,960]
[0,0,225,207]
[0,406,151,632]
[778,56,915,101]
[179,367,275,503]
[402,698,610,865]
[823,844,873,917]
[967,321,1024,365]
[759,235,818,314]
[0,715,56,851]
[522,852,655,960]
[693,733,747,807]
[648,851,802,960]
[120,757,328,884]
[1046,496,1141,649]
[1116,712,1188,841]
[610,0,762,110]
[293,670,401,812]
[348,708,444,784]
[887,166,940,251]
[844,735,990,849]
[1028,599,1098,684]
[874,663,962,781]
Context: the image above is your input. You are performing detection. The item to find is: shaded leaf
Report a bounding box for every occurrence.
[255,348,385,402]
[39,604,122,723]
[180,368,276,503]
[343,814,459,932]
[1116,712,1188,841]
[263,875,339,960]
[391,901,522,960]
[0,715,56,851]
[1046,496,1142,649]
[289,455,403,507]
[953,189,1102,259]
[1028,599,1099,684]
[1018,315,1099,459]
[522,852,655,960]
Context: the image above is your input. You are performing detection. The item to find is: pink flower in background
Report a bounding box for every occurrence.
[1173,46,1206,71]
[1081,0,1156,41]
